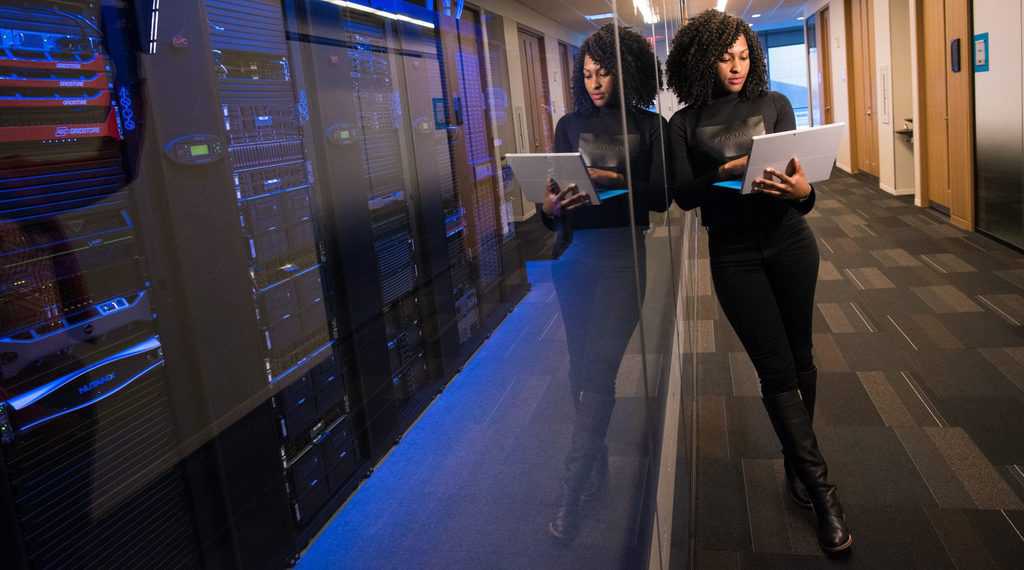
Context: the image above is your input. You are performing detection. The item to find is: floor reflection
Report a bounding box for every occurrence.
[297,229,651,569]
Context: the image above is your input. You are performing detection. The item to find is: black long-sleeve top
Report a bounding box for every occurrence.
[669,91,815,229]
[541,105,669,230]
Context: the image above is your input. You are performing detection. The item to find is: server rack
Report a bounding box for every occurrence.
[0,1,201,568]
[287,1,427,461]
[1,0,528,566]
[136,0,363,565]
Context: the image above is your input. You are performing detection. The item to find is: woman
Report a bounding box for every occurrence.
[665,10,852,553]
[539,23,668,542]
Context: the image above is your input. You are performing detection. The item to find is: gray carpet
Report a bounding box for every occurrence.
[687,170,1024,569]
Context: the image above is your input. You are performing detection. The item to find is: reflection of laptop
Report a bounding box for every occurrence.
[507,152,619,205]
[714,123,846,194]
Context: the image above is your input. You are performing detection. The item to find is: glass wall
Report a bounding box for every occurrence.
[0,0,691,568]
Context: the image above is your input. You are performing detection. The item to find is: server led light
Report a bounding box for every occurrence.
[322,0,436,29]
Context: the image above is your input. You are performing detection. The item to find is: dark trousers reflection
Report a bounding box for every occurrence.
[549,227,645,542]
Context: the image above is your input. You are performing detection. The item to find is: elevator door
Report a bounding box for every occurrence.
[973,0,1022,242]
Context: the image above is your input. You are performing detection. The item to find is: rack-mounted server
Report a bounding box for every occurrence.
[0,2,201,568]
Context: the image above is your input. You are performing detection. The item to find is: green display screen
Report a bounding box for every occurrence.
[190,144,210,157]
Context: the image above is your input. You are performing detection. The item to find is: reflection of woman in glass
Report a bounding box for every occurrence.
[666,10,852,554]
[539,23,668,542]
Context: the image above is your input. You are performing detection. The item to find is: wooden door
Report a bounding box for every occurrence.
[518,29,553,152]
[944,0,974,228]
[847,0,879,175]
[919,0,951,209]
[819,7,834,124]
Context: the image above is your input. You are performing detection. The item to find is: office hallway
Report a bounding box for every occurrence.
[690,170,1024,569]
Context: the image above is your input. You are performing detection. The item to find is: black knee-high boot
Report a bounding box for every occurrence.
[764,390,853,553]
[550,392,615,542]
[785,368,818,509]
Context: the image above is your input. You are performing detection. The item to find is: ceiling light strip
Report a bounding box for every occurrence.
[323,0,436,29]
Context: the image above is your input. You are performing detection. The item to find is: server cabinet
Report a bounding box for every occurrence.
[1,0,527,566]
[136,0,359,566]
[286,0,432,459]
[286,0,528,461]
[0,1,201,568]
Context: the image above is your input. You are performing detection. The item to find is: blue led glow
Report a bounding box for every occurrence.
[7,336,161,411]
[18,360,164,433]
[298,89,310,123]
[118,86,136,131]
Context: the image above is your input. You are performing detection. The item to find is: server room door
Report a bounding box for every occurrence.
[438,6,505,298]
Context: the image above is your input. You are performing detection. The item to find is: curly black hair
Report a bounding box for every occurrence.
[665,10,768,108]
[572,23,659,114]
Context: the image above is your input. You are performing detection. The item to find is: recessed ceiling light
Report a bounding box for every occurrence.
[716,0,727,11]
[752,13,761,18]
[585,12,614,20]
[797,16,805,20]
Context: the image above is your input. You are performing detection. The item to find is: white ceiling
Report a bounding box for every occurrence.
[509,0,682,37]
[686,0,809,31]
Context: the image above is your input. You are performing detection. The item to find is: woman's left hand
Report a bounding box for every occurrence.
[752,157,812,201]
[587,167,625,187]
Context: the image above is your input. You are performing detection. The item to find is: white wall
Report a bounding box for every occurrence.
[804,0,853,173]
[869,0,914,196]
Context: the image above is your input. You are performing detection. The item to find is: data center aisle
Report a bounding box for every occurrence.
[296,229,661,569]
[688,170,1024,569]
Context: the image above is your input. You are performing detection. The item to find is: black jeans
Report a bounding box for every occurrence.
[708,212,819,396]
[552,227,646,488]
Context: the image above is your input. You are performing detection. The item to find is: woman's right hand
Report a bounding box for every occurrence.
[542,178,591,217]
[717,155,749,180]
